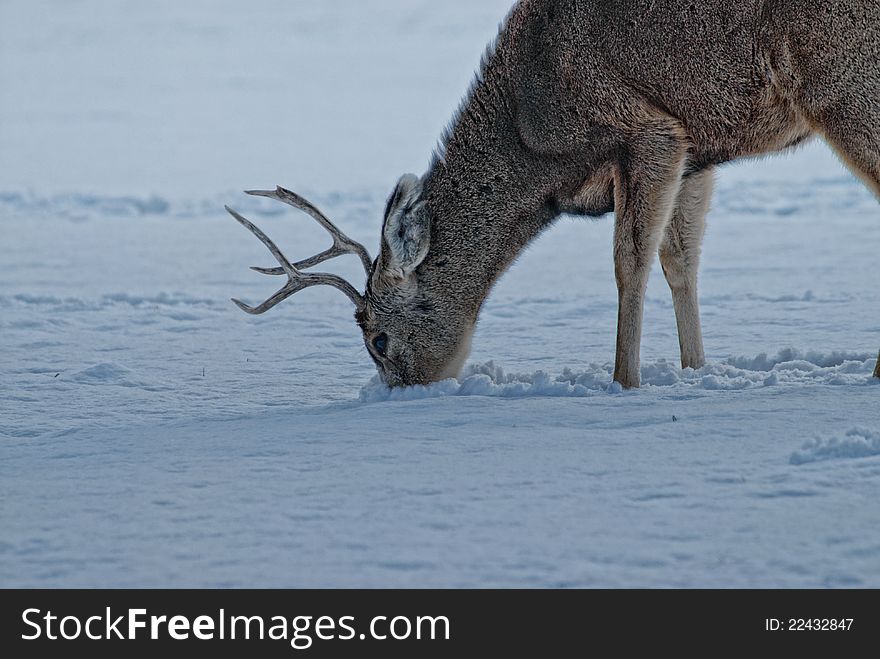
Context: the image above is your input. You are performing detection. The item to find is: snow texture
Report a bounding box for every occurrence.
[1,0,879,588]
[790,429,880,466]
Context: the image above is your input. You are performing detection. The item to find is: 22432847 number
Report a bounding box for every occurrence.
[765,619,854,631]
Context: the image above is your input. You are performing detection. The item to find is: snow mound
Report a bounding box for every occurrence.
[359,350,877,402]
[790,428,880,465]
[358,362,608,403]
[68,363,133,382]
[725,348,875,370]
[66,363,168,391]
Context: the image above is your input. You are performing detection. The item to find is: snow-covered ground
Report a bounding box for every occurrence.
[1,0,878,588]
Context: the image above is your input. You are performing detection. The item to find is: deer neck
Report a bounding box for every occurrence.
[419,80,558,318]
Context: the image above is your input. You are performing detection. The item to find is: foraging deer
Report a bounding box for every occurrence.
[228,0,880,388]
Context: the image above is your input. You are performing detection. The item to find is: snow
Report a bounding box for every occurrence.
[359,350,877,402]
[1,0,879,588]
[790,428,880,466]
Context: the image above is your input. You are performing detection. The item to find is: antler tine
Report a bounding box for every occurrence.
[226,205,365,314]
[245,186,373,277]
[249,246,337,275]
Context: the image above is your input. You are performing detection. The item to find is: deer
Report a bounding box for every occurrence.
[226,0,880,388]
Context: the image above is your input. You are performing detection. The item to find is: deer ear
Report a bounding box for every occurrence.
[380,174,430,279]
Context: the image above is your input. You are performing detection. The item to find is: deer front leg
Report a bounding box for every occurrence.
[612,127,688,389]
[658,168,713,370]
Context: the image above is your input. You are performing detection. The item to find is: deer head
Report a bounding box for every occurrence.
[226,175,476,388]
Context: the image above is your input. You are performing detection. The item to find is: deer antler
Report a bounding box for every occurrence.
[225,187,372,314]
[245,187,373,276]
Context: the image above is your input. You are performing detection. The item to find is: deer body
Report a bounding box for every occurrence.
[229,0,880,387]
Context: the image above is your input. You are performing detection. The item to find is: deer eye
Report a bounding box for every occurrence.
[372,333,388,356]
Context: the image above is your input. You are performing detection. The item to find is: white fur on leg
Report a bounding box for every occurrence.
[670,284,705,369]
[659,168,712,370]
[615,285,648,388]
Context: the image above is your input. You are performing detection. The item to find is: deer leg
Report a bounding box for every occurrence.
[658,168,713,370]
[809,107,880,378]
[612,124,688,389]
